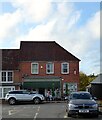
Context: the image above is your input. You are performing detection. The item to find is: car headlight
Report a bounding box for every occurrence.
[68,104,77,109]
[92,104,98,109]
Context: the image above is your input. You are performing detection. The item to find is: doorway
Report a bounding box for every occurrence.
[39,88,45,96]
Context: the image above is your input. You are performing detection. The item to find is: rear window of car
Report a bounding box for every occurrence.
[71,93,92,99]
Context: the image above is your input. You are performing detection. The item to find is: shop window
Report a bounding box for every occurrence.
[0,87,15,99]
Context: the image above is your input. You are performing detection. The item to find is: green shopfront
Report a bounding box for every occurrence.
[22,76,61,97]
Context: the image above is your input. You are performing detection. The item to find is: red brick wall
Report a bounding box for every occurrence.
[14,70,21,83]
[13,61,79,92]
[17,61,79,84]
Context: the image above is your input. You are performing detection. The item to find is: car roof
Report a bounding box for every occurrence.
[9,90,27,92]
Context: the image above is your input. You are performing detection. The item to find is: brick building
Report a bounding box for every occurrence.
[0,41,80,99]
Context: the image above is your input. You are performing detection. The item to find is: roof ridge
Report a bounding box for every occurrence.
[20,41,55,43]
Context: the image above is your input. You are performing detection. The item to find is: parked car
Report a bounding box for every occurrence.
[66,91,99,118]
[5,90,45,105]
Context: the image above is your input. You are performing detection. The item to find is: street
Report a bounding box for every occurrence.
[1,102,102,120]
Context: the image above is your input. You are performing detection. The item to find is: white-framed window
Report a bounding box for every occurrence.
[0,71,13,83]
[0,86,15,99]
[31,63,39,74]
[2,72,6,82]
[61,62,69,74]
[46,62,54,74]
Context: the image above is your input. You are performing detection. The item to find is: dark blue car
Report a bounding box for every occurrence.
[66,91,99,118]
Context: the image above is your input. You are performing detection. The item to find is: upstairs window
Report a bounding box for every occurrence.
[31,63,39,74]
[46,62,54,74]
[8,72,13,81]
[2,72,6,82]
[61,62,69,74]
[1,71,13,83]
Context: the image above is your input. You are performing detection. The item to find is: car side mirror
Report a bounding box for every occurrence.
[93,97,97,100]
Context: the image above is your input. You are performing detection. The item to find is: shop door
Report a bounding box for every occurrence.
[39,88,45,96]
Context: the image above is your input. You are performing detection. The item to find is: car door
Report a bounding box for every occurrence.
[15,91,24,100]
[22,91,33,101]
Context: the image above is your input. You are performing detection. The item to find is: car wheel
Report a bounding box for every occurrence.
[68,113,71,117]
[34,98,41,104]
[9,98,16,105]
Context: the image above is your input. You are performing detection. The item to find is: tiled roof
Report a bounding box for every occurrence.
[2,49,19,70]
[20,41,80,61]
[2,41,80,70]
[91,74,102,84]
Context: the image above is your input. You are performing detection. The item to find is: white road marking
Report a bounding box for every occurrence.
[8,108,21,116]
[64,113,68,118]
[33,113,38,120]
[37,106,40,112]
[64,115,67,118]
[8,110,12,116]
[33,106,40,120]
[8,110,16,116]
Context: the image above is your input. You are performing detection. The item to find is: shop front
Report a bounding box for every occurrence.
[22,76,61,97]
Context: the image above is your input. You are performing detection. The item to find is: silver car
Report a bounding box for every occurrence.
[66,91,99,118]
[5,90,45,105]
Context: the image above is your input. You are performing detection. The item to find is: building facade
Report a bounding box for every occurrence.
[0,41,80,99]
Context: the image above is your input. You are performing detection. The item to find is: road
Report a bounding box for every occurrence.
[1,102,102,120]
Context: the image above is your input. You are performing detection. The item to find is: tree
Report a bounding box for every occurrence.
[79,72,97,91]
[79,72,89,91]
[88,74,97,83]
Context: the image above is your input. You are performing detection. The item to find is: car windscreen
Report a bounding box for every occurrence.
[72,93,92,99]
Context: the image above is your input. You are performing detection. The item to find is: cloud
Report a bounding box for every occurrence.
[84,11,100,40]
[13,2,81,47]
[0,9,22,45]
[12,2,99,55]
[68,11,100,56]
[11,0,52,23]
[71,11,100,75]
[14,20,56,45]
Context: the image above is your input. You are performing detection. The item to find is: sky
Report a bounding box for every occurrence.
[0,0,101,75]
